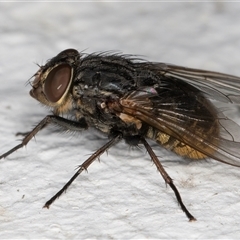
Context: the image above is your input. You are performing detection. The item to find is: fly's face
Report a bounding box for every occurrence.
[29,49,79,115]
[30,63,73,106]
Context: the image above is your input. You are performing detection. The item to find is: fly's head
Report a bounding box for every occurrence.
[30,49,80,115]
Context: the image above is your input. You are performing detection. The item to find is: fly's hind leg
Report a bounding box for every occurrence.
[141,137,196,221]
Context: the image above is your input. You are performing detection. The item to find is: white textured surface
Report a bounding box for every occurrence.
[1,2,240,239]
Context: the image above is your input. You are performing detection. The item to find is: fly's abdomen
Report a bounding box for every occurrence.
[155,131,207,159]
[147,119,219,160]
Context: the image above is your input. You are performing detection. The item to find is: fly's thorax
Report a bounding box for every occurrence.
[71,79,148,137]
[70,57,138,130]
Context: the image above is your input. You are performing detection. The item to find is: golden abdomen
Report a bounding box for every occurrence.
[155,132,206,159]
[146,123,219,160]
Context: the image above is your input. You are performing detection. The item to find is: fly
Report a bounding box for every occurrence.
[1,48,240,221]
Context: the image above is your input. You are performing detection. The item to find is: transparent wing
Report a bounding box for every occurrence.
[117,66,240,167]
[154,63,240,104]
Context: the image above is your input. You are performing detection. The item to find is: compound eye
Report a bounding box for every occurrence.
[44,64,72,103]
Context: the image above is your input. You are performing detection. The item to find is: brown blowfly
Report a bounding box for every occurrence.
[1,49,240,221]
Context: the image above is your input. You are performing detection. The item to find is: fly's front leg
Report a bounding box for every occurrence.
[0,115,88,159]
